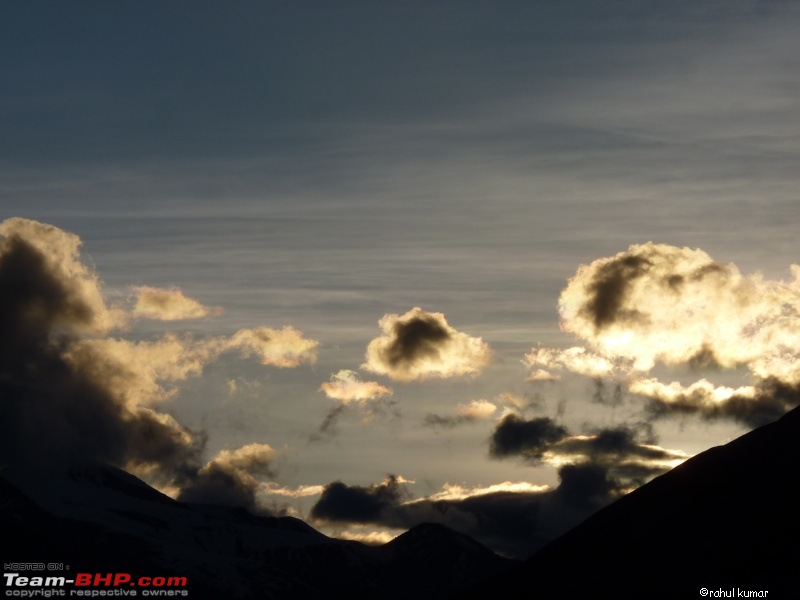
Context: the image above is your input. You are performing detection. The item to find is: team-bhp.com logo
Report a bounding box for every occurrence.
[4,572,188,597]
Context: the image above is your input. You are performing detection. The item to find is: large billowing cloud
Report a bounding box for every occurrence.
[363,307,492,381]
[528,243,800,426]
[0,218,200,475]
[0,218,314,508]
[132,286,222,321]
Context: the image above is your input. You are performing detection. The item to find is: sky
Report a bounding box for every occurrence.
[2,1,800,559]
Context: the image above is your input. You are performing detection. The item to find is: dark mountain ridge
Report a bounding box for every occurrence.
[0,462,514,599]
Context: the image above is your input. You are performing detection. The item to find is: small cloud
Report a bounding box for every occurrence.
[319,370,393,404]
[131,286,222,321]
[363,307,491,381]
[526,369,561,382]
[260,482,326,498]
[423,399,497,430]
[457,399,497,419]
[489,414,569,459]
[425,481,550,501]
[224,326,319,367]
[335,529,397,545]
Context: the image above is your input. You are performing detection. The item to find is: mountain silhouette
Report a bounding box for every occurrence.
[465,405,800,599]
[0,462,513,599]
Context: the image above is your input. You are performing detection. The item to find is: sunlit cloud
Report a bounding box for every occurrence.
[457,399,497,419]
[132,286,222,321]
[0,217,127,333]
[335,529,398,545]
[224,326,319,368]
[524,346,615,378]
[319,370,393,404]
[424,481,550,502]
[528,243,800,425]
[67,334,217,407]
[559,243,800,373]
[363,307,492,381]
[526,369,561,382]
[259,482,326,498]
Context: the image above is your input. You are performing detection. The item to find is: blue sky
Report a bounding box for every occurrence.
[2,1,800,555]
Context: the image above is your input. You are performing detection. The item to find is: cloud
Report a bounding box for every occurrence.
[224,326,319,368]
[530,243,800,425]
[66,334,218,407]
[311,371,397,442]
[424,399,497,429]
[363,307,491,381]
[632,376,799,428]
[260,482,326,498]
[319,370,392,404]
[0,218,316,510]
[0,218,202,476]
[334,529,397,545]
[542,426,689,485]
[559,243,800,373]
[310,475,410,523]
[0,217,126,335]
[308,404,347,443]
[489,415,569,459]
[310,415,689,557]
[426,481,550,501]
[132,286,222,320]
[310,466,623,559]
[525,347,614,379]
[178,443,277,511]
[489,415,688,487]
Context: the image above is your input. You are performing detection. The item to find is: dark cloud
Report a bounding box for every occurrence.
[309,404,347,443]
[423,413,471,429]
[0,218,282,513]
[384,313,451,368]
[310,475,407,523]
[591,378,623,406]
[489,415,686,487]
[581,253,652,331]
[644,377,800,428]
[177,444,276,512]
[0,220,203,475]
[489,415,568,459]
[310,465,622,559]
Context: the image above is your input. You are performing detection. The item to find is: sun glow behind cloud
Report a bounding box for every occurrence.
[527,243,800,426]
